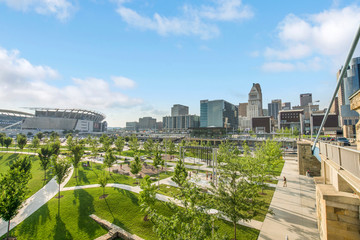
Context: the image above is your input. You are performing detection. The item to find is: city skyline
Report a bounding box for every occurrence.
[1,0,360,127]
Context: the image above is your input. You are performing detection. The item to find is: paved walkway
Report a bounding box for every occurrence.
[0,167,74,237]
[258,156,319,240]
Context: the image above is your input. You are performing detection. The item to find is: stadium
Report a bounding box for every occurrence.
[0,108,107,133]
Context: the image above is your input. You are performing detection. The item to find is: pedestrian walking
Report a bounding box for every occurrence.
[283,176,287,187]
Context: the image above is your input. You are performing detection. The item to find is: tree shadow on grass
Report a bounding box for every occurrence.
[78,168,90,184]
[54,215,72,240]
[113,188,139,205]
[74,189,98,238]
[16,203,51,239]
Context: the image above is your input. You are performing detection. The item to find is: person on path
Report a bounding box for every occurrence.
[283,176,287,187]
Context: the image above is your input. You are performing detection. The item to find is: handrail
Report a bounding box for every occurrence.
[312,24,360,152]
[319,142,360,179]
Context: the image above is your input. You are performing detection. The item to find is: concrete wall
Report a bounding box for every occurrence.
[22,117,77,130]
[297,141,321,176]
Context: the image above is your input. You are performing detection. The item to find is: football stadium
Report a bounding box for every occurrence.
[0,108,107,133]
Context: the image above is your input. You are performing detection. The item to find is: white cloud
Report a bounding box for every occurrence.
[262,57,322,72]
[196,0,253,21]
[0,0,75,20]
[262,5,360,72]
[115,0,253,39]
[111,76,136,89]
[0,47,142,111]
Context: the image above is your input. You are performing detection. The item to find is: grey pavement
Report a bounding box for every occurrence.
[258,156,319,240]
[0,167,74,237]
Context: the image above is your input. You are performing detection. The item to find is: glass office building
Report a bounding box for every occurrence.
[200,99,238,129]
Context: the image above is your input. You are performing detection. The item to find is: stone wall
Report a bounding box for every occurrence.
[297,141,321,176]
[314,180,360,240]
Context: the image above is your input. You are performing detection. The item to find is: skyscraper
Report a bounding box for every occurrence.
[171,104,189,116]
[247,83,263,118]
[300,93,312,107]
[268,99,282,120]
[337,57,360,132]
[200,99,238,129]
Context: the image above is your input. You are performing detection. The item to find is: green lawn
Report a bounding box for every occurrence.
[65,163,173,187]
[5,187,259,240]
[0,153,52,198]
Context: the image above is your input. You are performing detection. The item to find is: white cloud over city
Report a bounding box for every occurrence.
[0,0,75,20]
[115,0,253,39]
[0,47,142,112]
[262,5,360,72]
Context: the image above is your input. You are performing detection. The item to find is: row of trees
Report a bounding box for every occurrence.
[139,139,282,240]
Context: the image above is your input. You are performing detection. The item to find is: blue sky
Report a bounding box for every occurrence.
[1,0,360,127]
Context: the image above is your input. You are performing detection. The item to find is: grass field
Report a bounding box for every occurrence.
[5,187,259,240]
[0,153,52,198]
[65,163,173,187]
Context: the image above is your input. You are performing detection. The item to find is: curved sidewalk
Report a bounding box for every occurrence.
[0,168,74,237]
[258,156,319,240]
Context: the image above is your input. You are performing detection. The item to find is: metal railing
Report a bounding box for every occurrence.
[319,142,360,178]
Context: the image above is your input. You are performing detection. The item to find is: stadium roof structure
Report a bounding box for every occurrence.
[0,109,34,117]
[30,108,106,122]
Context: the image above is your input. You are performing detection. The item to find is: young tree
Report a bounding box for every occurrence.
[152,151,161,183]
[10,156,32,182]
[70,143,84,179]
[36,132,44,141]
[209,142,265,240]
[30,136,40,153]
[0,162,31,239]
[90,138,99,161]
[4,137,12,150]
[98,172,108,198]
[50,140,61,156]
[52,157,71,216]
[66,135,74,152]
[49,131,59,142]
[129,135,139,153]
[38,144,54,181]
[145,182,219,240]
[16,134,27,150]
[171,159,188,188]
[143,139,154,156]
[130,155,142,184]
[114,137,125,155]
[139,175,157,221]
[104,150,116,174]
[0,132,6,149]
[168,141,176,158]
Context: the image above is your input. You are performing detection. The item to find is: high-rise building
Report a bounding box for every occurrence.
[200,99,238,129]
[247,83,263,118]
[300,93,312,107]
[171,104,189,116]
[268,99,282,120]
[337,57,360,135]
[139,117,156,130]
[282,102,291,110]
[238,103,248,117]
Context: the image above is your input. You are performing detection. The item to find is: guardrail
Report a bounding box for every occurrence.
[319,142,360,179]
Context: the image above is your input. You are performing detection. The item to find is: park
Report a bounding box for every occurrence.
[0,132,285,240]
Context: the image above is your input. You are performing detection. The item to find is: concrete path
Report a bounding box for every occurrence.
[0,167,74,237]
[258,156,319,240]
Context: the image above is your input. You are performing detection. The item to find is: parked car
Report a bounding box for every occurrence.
[337,137,351,146]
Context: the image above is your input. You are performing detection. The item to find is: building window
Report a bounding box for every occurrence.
[349,119,352,125]
[344,119,348,125]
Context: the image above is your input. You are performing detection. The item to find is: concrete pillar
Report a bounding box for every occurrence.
[297,141,321,176]
[349,89,360,150]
